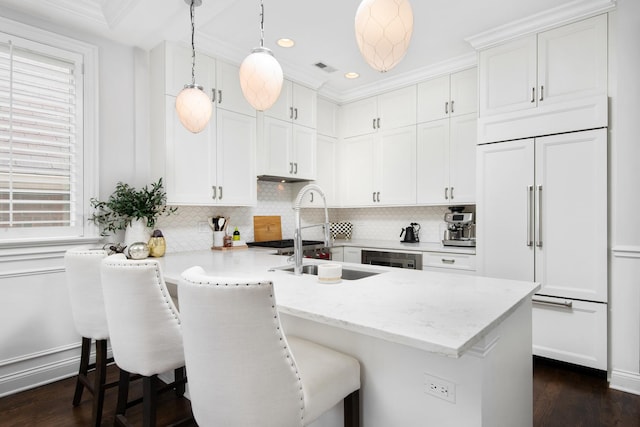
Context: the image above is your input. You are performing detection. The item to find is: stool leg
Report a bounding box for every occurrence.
[115,369,130,416]
[174,366,186,397]
[343,390,360,427]
[91,339,108,427]
[143,375,159,427]
[73,337,92,406]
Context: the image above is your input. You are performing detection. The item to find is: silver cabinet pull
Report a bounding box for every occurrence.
[310,192,314,203]
[376,191,380,202]
[372,118,376,129]
[289,107,294,119]
[532,298,573,309]
[444,187,449,200]
[211,185,217,200]
[450,187,454,199]
[294,108,298,120]
[372,192,376,202]
[539,86,544,102]
[441,258,455,264]
[451,100,454,113]
[211,88,216,103]
[218,186,223,200]
[536,185,542,247]
[445,101,448,114]
[218,89,222,104]
[289,162,294,174]
[527,185,534,246]
[294,162,298,174]
[376,117,380,129]
[531,87,535,103]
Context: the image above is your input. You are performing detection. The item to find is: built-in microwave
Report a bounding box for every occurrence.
[361,250,422,270]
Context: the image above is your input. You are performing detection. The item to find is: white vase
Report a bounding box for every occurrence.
[124,218,152,258]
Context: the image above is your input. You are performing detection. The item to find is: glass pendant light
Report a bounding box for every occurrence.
[175,0,212,133]
[239,0,284,111]
[354,0,414,73]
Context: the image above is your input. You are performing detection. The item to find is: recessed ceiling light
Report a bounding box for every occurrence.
[277,38,295,48]
[344,72,360,79]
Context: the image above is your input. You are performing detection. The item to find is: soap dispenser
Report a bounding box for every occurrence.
[232,227,240,241]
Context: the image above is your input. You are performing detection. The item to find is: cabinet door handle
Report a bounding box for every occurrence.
[211,186,217,200]
[294,108,298,120]
[451,100,454,113]
[289,107,294,119]
[536,185,542,247]
[539,85,544,102]
[445,101,448,114]
[372,118,376,129]
[376,191,380,202]
[527,185,534,246]
[372,192,376,202]
[441,258,455,264]
[289,162,294,174]
[450,187,454,199]
[310,192,314,203]
[294,162,298,174]
[376,117,380,129]
[211,88,216,103]
[218,89,222,104]
[532,298,572,309]
[444,187,449,200]
[531,87,535,103]
[218,186,223,200]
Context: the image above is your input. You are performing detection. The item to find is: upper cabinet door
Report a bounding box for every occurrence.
[377,85,417,130]
[537,14,607,108]
[163,42,216,98]
[417,75,450,123]
[341,96,378,138]
[317,98,339,137]
[265,80,293,122]
[449,67,477,117]
[478,35,537,117]
[215,60,256,117]
[292,83,317,129]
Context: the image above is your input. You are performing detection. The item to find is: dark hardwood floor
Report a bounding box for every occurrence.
[1,357,638,426]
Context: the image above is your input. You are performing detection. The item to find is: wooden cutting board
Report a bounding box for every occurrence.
[253,216,282,242]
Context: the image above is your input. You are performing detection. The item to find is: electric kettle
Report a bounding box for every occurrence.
[400,223,420,243]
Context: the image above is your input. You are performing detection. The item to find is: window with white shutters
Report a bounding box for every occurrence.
[0,26,96,242]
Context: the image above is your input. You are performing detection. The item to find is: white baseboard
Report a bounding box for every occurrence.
[610,369,640,396]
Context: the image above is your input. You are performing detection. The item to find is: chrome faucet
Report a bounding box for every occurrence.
[292,184,331,275]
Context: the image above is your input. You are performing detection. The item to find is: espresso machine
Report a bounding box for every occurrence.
[442,206,476,247]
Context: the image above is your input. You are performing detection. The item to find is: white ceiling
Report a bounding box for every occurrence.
[0,0,611,101]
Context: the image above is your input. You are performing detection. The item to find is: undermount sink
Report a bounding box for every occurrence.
[274,264,381,281]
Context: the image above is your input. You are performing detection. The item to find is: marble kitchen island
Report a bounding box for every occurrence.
[159,249,540,427]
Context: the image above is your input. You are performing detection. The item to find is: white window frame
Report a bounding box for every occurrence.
[0,16,99,247]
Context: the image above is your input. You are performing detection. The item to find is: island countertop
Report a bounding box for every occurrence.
[158,249,539,358]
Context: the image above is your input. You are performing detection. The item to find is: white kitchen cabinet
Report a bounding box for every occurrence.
[265,79,317,129]
[330,246,344,262]
[476,128,607,368]
[421,252,476,275]
[341,125,417,207]
[341,86,416,138]
[417,113,476,205]
[317,97,339,137]
[343,247,362,264]
[478,14,608,143]
[417,67,477,123]
[259,116,316,181]
[214,60,257,117]
[297,134,337,207]
[159,96,256,206]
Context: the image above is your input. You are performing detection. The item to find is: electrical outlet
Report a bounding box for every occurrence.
[424,373,456,403]
[197,221,209,233]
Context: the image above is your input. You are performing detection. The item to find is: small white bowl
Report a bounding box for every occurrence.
[317,263,342,284]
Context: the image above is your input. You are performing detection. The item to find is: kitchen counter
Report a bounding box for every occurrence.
[159,249,538,427]
[159,249,535,357]
[331,238,476,255]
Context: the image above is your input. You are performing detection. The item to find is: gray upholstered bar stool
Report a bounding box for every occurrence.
[100,254,188,427]
[179,266,361,427]
[64,247,117,427]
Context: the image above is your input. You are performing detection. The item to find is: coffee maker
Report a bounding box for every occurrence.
[442,206,476,247]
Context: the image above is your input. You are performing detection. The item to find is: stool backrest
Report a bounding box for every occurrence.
[179,266,304,427]
[64,248,109,340]
[100,254,183,377]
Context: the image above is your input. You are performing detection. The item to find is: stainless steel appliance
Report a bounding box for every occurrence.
[442,206,476,247]
[362,250,422,270]
[246,239,331,259]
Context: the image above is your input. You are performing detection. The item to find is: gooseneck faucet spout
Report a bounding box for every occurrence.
[293,184,331,275]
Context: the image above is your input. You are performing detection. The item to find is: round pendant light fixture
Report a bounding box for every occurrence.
[354,0,414,73]
[239,0,283,111]
[176,0,212,133]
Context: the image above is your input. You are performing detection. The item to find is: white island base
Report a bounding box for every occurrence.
[283,300,532,427]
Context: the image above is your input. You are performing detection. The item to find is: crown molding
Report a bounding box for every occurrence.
[100,0,141,29]
[42,0,106,25]
[324,52,477,104]
[466,0,617,50]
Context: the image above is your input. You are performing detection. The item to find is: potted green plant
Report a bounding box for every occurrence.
[89,178,177,241]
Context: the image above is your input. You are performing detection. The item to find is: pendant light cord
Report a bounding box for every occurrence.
[259,0,264,48]
[190,0,196,85]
